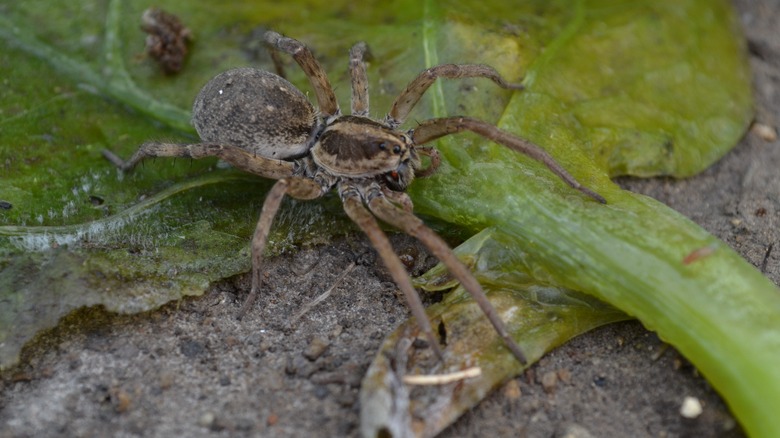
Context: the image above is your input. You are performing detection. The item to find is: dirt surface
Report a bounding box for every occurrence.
[1,0,778,436]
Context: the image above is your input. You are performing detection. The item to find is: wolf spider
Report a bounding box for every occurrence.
[104,31,606,365]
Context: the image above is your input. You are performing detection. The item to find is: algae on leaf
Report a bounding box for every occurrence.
[0,0,361,369]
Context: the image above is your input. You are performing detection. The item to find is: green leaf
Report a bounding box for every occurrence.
[363,2,773,438]
[0,0,364,369]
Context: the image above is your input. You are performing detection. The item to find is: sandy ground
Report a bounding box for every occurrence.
[1,0,778,436]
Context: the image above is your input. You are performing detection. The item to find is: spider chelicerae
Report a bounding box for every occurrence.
[104,31,606,365]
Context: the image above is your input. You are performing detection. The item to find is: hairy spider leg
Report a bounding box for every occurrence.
[364,185,529,365]
[412,117,606,204]
[265,31,340,118]
[349,41,370,117]
[238,177,325,320]
[385,64,525,129]
[101,141,327,322]
[343,37,525,362]
[341,185,445,360]
[101,141,296,180]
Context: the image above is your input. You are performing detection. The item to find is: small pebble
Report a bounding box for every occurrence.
[199,412,216,427]
[541,371,558,393]
[559,423,595,438]
[557,368,572,384]
[751,122,777,142]
[680,396,703,418]
[159,371,175,390]
[110,387,132,413]
[503,379,522,400]
[304,335,330,361]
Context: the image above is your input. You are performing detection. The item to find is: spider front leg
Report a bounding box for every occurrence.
[265,31,340,118]
[340,186,444,360]
[412,116,607,204]
[349,41,370,117]
[365,187,528,365]
[238,177,325,320]
[385,64,524,128]
[102,141,296,180]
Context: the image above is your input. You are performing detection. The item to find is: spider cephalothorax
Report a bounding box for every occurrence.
[104,31,606,365]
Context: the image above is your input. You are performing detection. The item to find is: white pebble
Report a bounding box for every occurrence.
[680,396,703,418]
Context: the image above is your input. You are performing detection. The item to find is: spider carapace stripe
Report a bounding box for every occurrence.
[311,116,413,177]
[103,29,606,368]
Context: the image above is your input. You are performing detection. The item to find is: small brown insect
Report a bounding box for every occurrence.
[104,31,607,365]
[141,7,192,74]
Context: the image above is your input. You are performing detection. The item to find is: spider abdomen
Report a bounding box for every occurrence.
[192,68,317,160]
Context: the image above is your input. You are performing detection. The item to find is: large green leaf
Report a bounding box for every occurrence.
[1,0,773,437]
[361,2,772,438]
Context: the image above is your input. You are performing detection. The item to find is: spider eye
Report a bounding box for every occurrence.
[393,145,401,154]
[378,142,387,150]
[390,171,399,180]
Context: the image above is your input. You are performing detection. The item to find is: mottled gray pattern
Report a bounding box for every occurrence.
[192,68,316,159]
